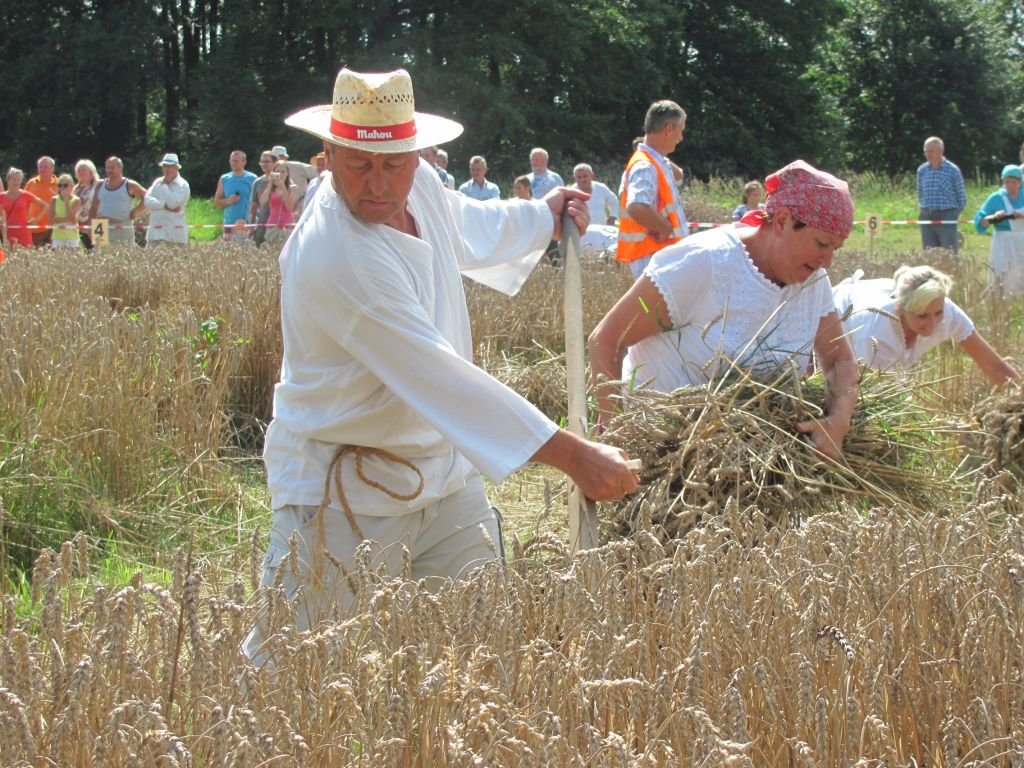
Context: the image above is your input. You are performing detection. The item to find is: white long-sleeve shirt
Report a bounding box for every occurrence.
[265,160,558,516]
[144,174,190,244]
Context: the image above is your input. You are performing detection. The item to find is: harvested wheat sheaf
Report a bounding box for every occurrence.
[2,495,1023,766]
[601,372,962,539]
[968,383,1024,474]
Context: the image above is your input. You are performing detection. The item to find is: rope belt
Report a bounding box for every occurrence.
[310,445,425,585]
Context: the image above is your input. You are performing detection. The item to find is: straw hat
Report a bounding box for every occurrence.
[159,153,181,168]
[285,67,463,153]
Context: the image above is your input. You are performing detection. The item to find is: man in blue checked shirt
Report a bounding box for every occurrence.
[917,136,966,254]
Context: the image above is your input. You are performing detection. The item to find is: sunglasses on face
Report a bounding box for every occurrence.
[58,183,71,188]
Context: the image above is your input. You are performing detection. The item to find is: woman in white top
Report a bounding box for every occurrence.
[72,159,100,250]
[974,164,1024,299]
[834,266,1019,385]
[590,160,859,459]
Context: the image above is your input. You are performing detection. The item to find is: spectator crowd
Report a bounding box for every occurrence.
[0,138,680,254]
[2,128,1023,278]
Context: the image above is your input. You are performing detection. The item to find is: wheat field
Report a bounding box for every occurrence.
[2,494,1022,765]
[1,240,1023,766]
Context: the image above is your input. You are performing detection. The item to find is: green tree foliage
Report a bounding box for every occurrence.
[814,0,1020,177]
[401,0,651,176]
[644,0,846,179]
[1,0,158,171]
[1,0,1022,191]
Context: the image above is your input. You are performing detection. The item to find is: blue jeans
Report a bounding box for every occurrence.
[919,208,961,254]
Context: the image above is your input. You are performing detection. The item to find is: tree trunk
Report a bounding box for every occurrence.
[162,0,181,148]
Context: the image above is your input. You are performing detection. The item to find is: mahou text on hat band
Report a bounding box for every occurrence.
[330,117,417,142]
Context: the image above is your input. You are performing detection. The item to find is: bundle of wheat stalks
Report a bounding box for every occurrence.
[968,383,1024,474]
[2,488,1022,766]
[601,371,961,539]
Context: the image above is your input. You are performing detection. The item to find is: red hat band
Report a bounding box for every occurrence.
[329,117,418,142]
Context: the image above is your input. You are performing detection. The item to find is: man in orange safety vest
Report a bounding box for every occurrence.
[617,100,689,279]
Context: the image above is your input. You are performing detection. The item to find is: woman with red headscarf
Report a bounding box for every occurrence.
[589,160,859,459]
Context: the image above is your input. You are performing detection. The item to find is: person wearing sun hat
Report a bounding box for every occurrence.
[974,164,1024,298]
[590,159,859,458]
[269,143,318,211]
[243,66,639,665]
[143,152,190,245]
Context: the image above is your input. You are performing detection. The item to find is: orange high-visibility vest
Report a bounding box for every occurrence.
[616,149,686,263]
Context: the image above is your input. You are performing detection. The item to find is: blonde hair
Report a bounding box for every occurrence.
[893,265,952,314]
[75,159,98,181]
[56,173,74,187]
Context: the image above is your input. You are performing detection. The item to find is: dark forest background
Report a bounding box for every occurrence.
[4,0,1024,192]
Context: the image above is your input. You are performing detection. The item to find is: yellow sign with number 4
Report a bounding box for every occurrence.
[92,218,109,247]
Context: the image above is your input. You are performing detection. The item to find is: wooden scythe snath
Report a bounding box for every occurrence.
[560,210,601,552]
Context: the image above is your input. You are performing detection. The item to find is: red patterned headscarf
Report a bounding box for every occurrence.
[748,160,853,239]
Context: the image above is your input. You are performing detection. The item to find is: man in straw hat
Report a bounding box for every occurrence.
[144,153,190,245]
[243,67,639,665]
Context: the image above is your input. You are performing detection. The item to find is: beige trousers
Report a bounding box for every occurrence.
[242,470,501,666]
